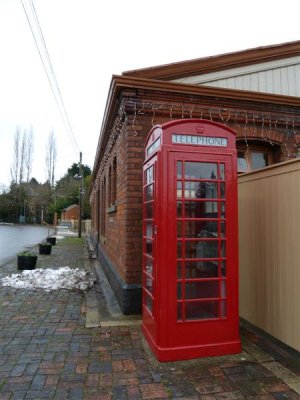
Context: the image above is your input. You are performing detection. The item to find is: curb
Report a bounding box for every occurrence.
[84,237,101,328]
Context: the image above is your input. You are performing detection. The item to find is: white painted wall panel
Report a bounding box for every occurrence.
[287,65,295,96]
[258,71,267,92]
[235,75,243,90]
[281,67,289,93]
[265,70,273,93]
[173,56,300,97]
[250,73,259,91]
[272,69,281,93]
[292,64,299,96]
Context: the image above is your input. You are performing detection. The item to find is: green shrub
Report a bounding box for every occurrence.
[17,251,37,257]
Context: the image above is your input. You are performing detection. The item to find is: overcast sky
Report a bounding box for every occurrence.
[0,0,299,189]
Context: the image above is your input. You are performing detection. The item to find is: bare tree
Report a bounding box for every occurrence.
[45,130,57,187]
[10,126,35,185]
[25,127,34,183]
[19,132,26,184]
[10,127,21,184]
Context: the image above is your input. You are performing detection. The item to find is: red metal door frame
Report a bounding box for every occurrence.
[142,155,158,342]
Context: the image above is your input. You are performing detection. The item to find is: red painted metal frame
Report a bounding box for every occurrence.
[142,119,241,361]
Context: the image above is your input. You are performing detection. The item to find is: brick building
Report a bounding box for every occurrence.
[61,204,80,220]
[90,41,300,314]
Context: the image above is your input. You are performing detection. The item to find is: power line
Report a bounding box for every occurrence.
[20,0,80,154]
[29,0,79,153]
[29,1,77,148]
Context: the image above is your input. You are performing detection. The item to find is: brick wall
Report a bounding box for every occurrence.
[62,205,79,220]
[90,89,300,314]
[97,116,151,285]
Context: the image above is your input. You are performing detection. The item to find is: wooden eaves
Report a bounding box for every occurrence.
[122,40,300,80]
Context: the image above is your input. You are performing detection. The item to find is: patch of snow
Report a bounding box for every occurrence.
[0,267,95,292]
[53,235,65,240]
[56,230,78,237]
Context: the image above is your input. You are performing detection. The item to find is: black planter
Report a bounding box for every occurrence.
[46,237,56,245]
[17,255,38,270]
[39,243,52,255]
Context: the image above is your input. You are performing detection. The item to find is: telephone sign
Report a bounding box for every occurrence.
[172,134,228,147]
[142,119,241,361]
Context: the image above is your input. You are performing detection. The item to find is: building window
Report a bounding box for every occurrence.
[107,156,117,212]
[100,178,106,236]
[96,188,100,236]
[237,142,274,173]
[112,156,117,205]
[108,166,112,206]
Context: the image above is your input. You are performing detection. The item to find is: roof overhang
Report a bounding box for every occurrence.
[123,40,300,80]
[92,74,300,181]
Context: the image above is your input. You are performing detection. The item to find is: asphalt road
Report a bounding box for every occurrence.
[0,224,54,265]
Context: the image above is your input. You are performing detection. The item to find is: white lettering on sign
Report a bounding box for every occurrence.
[172,134,228,147]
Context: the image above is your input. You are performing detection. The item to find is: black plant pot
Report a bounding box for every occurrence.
[46,237,56,245]
[17,255,38,270]
[39,243,52,255]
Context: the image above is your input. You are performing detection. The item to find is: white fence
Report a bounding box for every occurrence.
[57,219,91,233]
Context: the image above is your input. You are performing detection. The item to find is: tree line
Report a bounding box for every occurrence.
[0,127,91,224]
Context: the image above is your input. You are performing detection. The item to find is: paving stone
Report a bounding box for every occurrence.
[215,391,245,400]
[150,372,161,383]
[30,374,46,389]
[19,354,43,364]
[69,388,84,400]
[167,382,199,398]
[52,390,68,399]
[10,365,27,377]
[75,362,88,374]
[24,363,39,376]
[63,361,77,373]
[1,237,300,400]
[195,378,235,395]
[0,393,13,400]
[283,391,300,400]
[44,375,59,388]
[87,361,108,373]
[263,362,300,383]
[127,385,141,399]
[25,389,56,398]
[271,393,293,400]
[11,391,27,400]
[112,385,127,399]
[139,383,169,399]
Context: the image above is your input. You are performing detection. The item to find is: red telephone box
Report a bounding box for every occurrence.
[142,119,241,361]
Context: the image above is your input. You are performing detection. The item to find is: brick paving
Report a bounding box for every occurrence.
[0,236,300,399]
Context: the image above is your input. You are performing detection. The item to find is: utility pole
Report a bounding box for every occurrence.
[78,152,83,238]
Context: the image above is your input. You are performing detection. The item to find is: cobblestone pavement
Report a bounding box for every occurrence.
[0,236,300,399]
